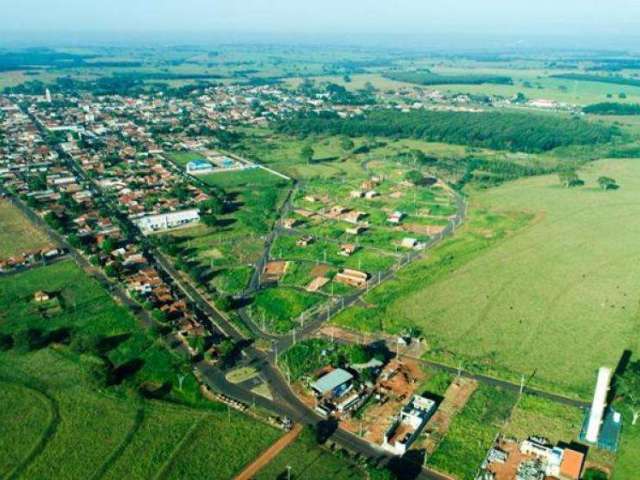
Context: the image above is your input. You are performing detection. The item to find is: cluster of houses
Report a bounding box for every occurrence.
[0,96,213,352]
[309,354,437,457]
[0,246,66,273]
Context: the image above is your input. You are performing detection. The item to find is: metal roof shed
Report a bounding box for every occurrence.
[311,368,354,396]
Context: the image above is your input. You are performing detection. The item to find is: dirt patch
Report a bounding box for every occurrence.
[310,263,330,277]
[402,223,446,236]
[263,261,288,282]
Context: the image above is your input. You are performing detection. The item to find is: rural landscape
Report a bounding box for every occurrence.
[2,2,640,480]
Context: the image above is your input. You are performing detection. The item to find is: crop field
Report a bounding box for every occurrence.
[408,66,640,106]
[0,199,53,258]
[0,349,283,480]
[255,428,367,480]
[428,385,517,480]
[333,158,640,399]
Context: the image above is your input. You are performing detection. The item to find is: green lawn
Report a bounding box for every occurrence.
[334,159,640,399]
[428,385,517,480]
[200,166,287,190]
[612,404,640,480]
[0,199,52,258]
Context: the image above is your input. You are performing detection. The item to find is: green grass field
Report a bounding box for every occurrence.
[255,428,366,480]
[0,349,283,480]
[166,150,207,167]
[613,404,640,480]
[0,260,289,479]
[334,159,640,399]
[0,259,194,390]
[0,200,52,258]
[200,166,287,190]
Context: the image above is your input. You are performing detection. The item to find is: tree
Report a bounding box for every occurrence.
[617,360,640,425]
[597,176,618,190]
[217,295,234,312]
[339,136,354,152]
[404,170,424,185]
[201,213,217,227]
[558,171,584,188]
[300,145,315,164]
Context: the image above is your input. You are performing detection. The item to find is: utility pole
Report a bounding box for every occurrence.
[520,374,526,397]
[287,465,292,480]
[457,362,463,378]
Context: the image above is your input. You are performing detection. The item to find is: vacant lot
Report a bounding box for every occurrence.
[335,159,640,399]
[503,395,584,445]
[0,199,52,257]
[428,385,517,480]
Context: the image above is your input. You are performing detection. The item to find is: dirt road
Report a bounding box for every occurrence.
[234,424,303,480]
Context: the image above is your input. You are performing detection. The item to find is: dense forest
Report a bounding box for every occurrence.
[583,102,640,115]
[551,73,640,88]
[384,71,513,86]
[275,110,619,153]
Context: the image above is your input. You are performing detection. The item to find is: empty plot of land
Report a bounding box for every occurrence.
[0,200,52,257]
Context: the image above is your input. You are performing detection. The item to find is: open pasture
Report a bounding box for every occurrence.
[335,159,640,398]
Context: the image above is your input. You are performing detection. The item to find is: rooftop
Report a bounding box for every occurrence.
[311,368,353,395]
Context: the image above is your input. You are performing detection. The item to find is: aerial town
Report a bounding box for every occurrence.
[2,3,640,479]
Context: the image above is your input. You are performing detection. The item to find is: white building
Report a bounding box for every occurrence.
[134,209,200,234]
[382,395,436,455]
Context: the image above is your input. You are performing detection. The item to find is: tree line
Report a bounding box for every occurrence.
[275,109,619,153]
[384,71,513,86]
[583,102,640,115]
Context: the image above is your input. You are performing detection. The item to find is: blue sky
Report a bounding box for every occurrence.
[3,0,640,43]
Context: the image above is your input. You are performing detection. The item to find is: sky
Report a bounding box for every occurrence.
[3,0,640,49]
